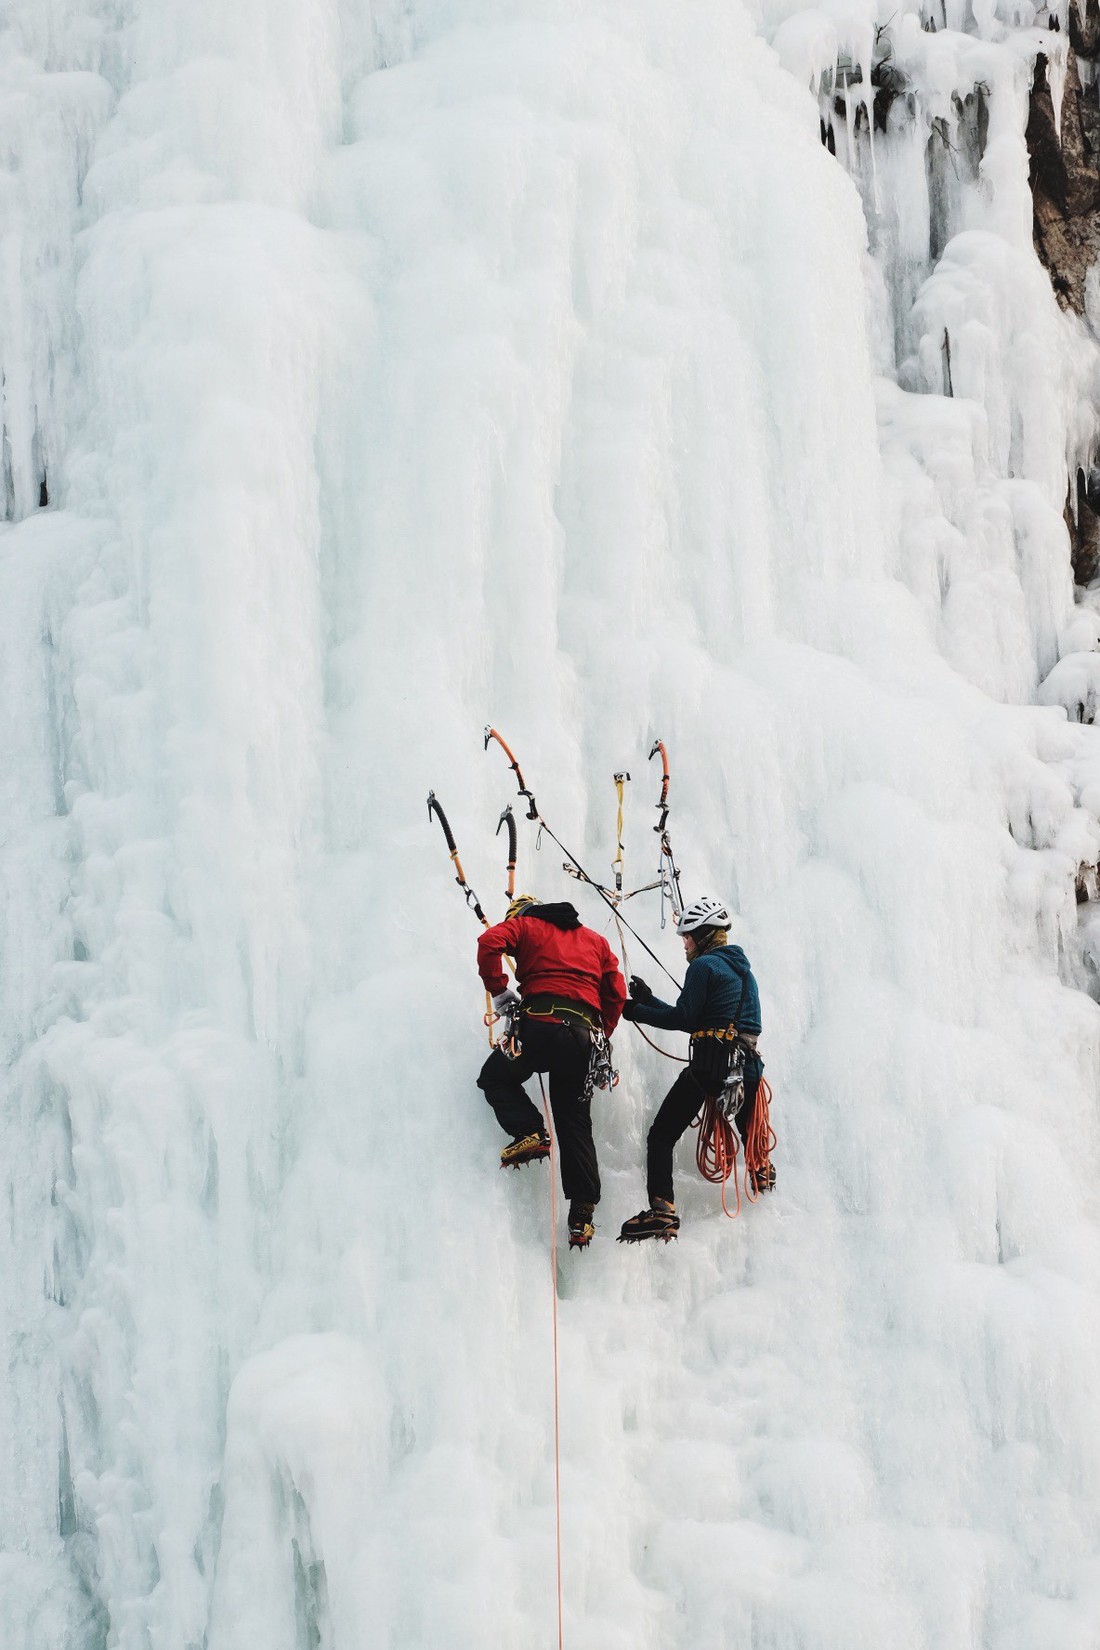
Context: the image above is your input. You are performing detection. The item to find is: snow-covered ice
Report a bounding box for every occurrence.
[3,0,1100,1646]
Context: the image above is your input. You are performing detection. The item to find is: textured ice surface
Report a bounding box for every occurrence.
[3,0,1100,1647]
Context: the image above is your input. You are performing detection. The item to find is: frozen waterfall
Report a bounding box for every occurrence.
[4,0,1100,1646]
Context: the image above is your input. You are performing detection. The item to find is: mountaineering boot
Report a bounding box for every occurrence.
[568,1201,596,1249]
[750,1160,776,1195]
[500,1130,551,1170]
[617,1198,680,1244]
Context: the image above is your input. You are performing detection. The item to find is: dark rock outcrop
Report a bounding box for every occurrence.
[1028,37,1100,313]
[1067,469,1100,586]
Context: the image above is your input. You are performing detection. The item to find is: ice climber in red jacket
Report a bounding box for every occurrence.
[477,894,627,1247]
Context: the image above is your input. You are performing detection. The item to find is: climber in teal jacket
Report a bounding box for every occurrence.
[619,894,772,1242]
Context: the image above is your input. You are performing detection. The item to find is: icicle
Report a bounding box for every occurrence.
[1047,32,1069,143]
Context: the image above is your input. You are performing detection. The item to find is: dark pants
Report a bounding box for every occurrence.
[647,1042,763,1206]
[477,1019,599,1204]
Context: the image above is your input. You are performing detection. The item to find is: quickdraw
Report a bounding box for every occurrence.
[487,1000,523,1059]
[649,738,684,926]
[718,1042,747,1121]
[612,771,629,901]
[559,740,683,928]
[584,1028,619,1106]
[485,727,682,990]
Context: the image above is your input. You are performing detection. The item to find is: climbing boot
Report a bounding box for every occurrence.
[749,1160,776,1195]
[500,1130,551,1170]
[568,1201,596,1249]
[617,1199,679,1243]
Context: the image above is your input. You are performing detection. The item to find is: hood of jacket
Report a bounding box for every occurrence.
[712,943,752,977]
[524,902,581,931]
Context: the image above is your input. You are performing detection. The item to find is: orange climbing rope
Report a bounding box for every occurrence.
[537,1075,565,1650]
[745,1073,776,1195]
[694,1090,743,1218]
[694,1068,776,1218]
[611,912,686,1065]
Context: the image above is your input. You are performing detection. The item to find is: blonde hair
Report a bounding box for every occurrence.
[695,927,729,954]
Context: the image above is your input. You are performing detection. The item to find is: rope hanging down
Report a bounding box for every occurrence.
[537,1074,565,1650]
[610,907,688,1067]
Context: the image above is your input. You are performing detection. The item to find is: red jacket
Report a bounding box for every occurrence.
[477,903,627,1035]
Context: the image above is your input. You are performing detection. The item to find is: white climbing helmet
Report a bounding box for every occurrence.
[675,894,732,935]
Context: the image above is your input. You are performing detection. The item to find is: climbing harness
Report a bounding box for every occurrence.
[519,998,618,1099]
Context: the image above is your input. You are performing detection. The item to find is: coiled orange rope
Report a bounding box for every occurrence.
[745,1074,776,1194]
[693,1071,775,1219]
[693,1090,742,1217]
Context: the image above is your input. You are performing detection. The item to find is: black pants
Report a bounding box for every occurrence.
[647,1042,763,1206]
[477,1019,599,1204]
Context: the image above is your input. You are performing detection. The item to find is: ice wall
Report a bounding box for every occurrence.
[4,0,1100,1647]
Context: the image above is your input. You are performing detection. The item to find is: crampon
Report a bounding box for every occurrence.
[568,1202,596,1249]
[750,1160,776,1195]
[500,1130,551,1170]
[617,1202,680,1243]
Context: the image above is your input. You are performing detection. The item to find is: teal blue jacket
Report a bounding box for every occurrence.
[631,945,761,1035]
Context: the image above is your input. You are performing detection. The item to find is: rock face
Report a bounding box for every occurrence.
[1028,18,1100,583]
[1066,469,1100,586]
[1027,23,1100,315]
